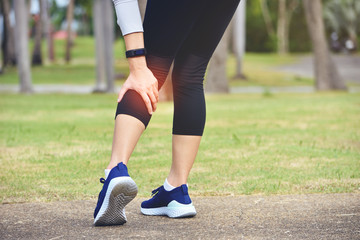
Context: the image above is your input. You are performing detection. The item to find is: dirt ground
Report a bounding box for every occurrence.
[1,193,359,240]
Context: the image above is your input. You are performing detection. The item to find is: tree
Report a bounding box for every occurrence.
[233,0,246,79]
[65,0,75,63]
[14,0,33,93]
[93,0,114,92]
[42,0,55,62]
[277,0,299,54]
[303,0,347,91]
[205,28,230,93]
[324,0,360,51]
[138,0,147,17]
[0,9,2,74]
[2,0,17,66]
[260,0,275,41]
[32,0,43,65]
[260,0,299,54]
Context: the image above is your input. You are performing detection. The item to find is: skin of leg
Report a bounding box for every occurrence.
[106,114,145,169]
[167,134,201,187]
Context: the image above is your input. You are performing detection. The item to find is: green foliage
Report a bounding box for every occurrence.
[323,0,360,43]
[49,0,66,31]
[0,93,359,202]
[288,4,312,52]
[246,0,311,52]
[246,0,275,52]
[49,0,95,35]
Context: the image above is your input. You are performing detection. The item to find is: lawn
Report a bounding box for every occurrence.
[0,37,314,87]
[0,92,359,203]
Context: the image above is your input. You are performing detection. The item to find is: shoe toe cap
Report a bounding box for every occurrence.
[141,199,150,208]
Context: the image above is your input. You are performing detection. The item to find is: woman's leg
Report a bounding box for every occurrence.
[140,0,240,218]
[168,0,241,187]
[167,135,201,186]
[108,56,173,169]
[107,0,204,169]
[107,115,145,169]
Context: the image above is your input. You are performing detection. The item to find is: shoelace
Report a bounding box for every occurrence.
[151,186,162,196]
[99,178,105,184]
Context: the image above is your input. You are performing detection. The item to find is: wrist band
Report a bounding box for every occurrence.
[125,48,147,58]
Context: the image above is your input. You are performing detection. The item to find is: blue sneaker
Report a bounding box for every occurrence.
[141,184,196,218]
[94,162,137,226]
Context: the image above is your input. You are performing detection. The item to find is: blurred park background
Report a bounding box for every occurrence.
[0,0,359,203]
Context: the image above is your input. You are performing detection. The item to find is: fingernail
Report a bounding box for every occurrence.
[117,98,120,102]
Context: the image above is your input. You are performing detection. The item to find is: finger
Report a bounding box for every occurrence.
[139,92,153,115]
[152,84,159,102]
[117,86,128,103]
[148,91,157,112]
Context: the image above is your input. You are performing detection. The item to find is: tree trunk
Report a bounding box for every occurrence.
[303,0,347,91]
[14,0,33,93]
[260,0,275,37]
[0,8,3,74]
[2,0,17,66]
[65,0,74,63]
[285,0,299,53]
[103,0,115,92]
[233,0,246,79]
[93,0,106,92]
[41,0,54,62]
[138,0,147,19]
[206,28,230,93]
[277,0,287,54]
[93,0,115,93]
[32,0,43,65]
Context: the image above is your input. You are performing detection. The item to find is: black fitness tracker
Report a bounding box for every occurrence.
[125,48,147,58]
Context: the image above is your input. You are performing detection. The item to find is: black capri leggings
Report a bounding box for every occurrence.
[116,0,240,136]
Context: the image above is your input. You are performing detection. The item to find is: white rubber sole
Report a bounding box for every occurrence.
[141,200,196,218]
[94,177,138,226]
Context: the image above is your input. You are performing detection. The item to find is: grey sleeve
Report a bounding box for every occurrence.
[112,0,144,36]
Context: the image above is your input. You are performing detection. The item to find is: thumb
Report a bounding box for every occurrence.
[117,86,128,103]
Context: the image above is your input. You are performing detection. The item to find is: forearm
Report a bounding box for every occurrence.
[112,0,158,114]
[111,0,146,71]
[124,32,147,72]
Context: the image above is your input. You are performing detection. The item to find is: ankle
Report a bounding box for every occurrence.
[107,160,128,170]
[163,178,176,191]
[166,176,187,188]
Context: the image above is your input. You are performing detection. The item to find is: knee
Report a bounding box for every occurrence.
[115,90,151,128]
[172,54,209,89]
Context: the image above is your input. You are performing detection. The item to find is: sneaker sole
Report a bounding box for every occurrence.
[140,200,196,218]
[94,177,138,226]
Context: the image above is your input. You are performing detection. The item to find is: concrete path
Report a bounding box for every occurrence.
[1,193,359,240]
[276,55,360,84]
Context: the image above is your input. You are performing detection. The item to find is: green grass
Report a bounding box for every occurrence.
[0,36,316,86]
[0,37,128,85]
[228,53,314,86]
[0,93,359,203]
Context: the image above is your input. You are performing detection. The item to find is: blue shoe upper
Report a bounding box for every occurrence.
[94,162,130,219]
[141,184,192,209]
